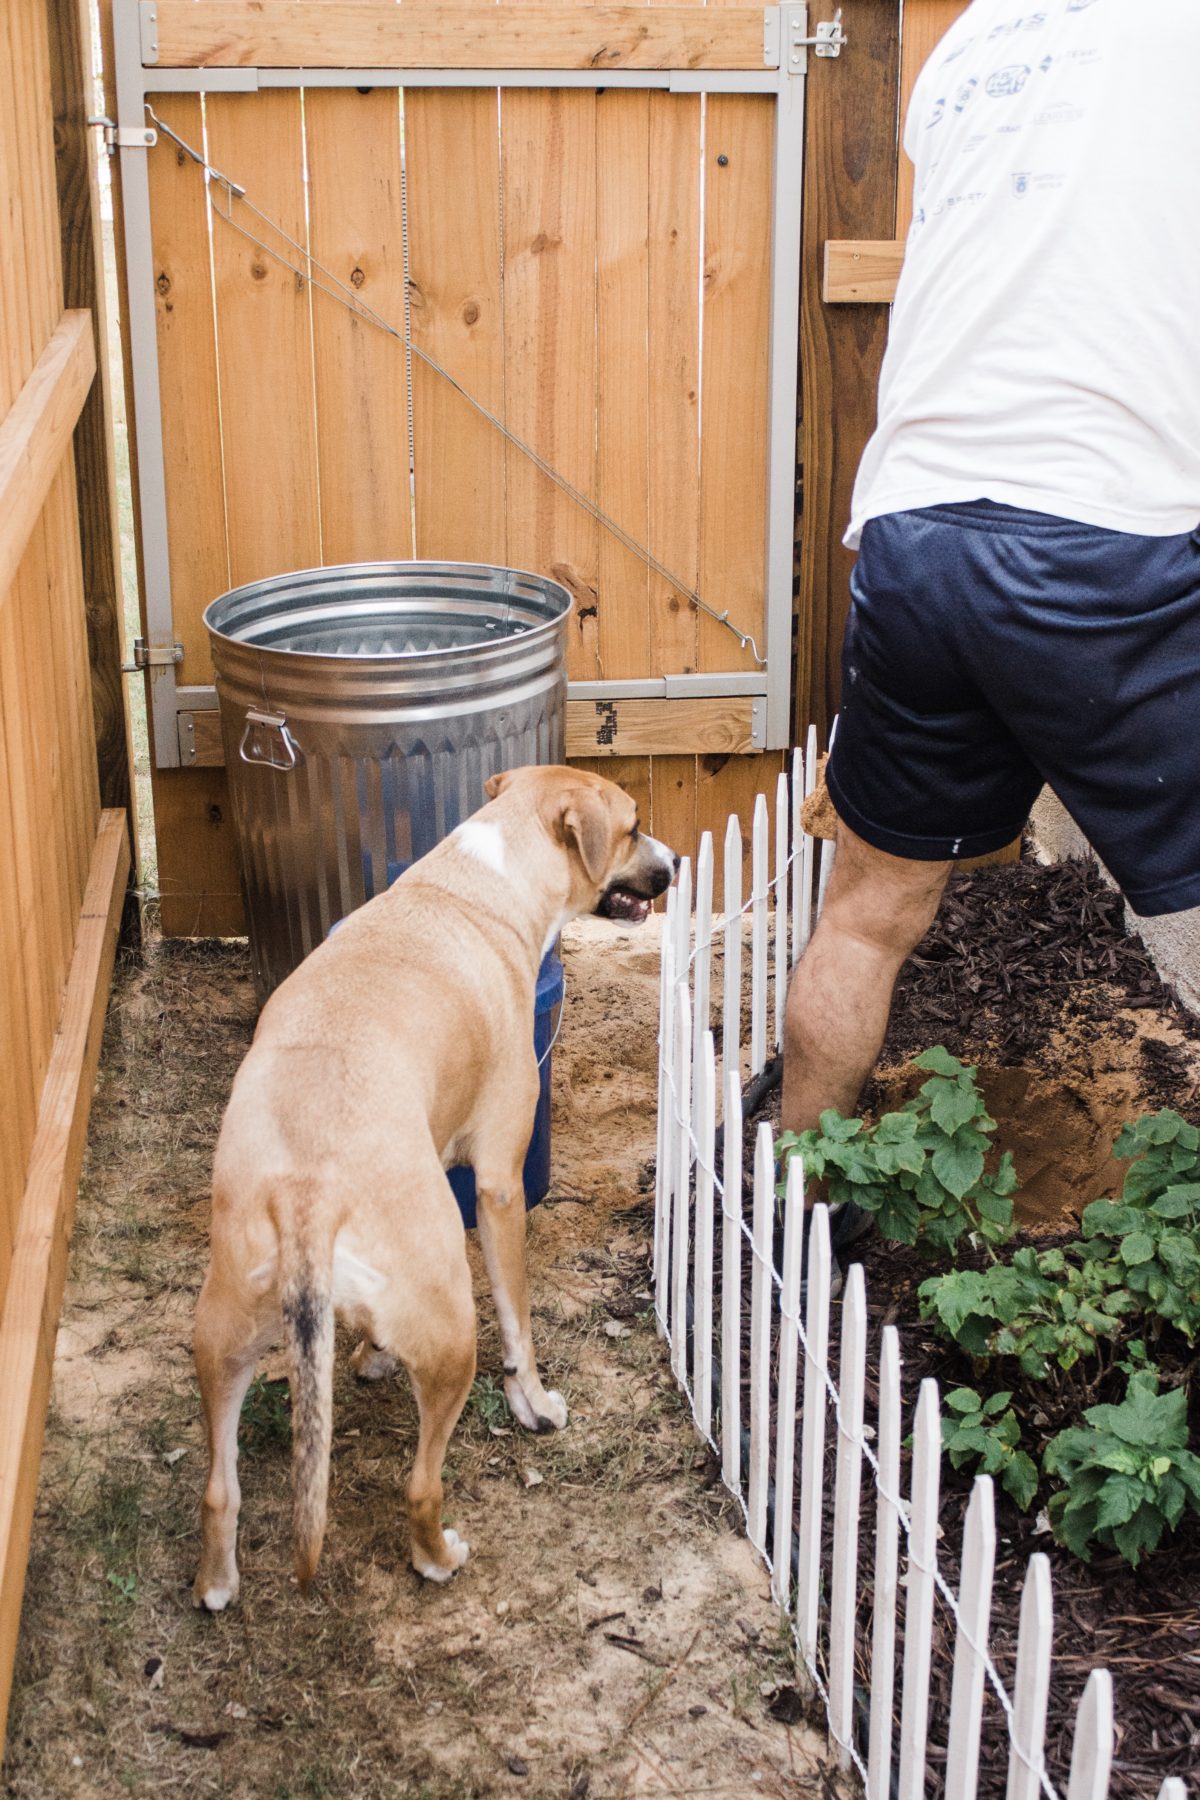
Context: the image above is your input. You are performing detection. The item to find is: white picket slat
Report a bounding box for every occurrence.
[672,853,692,1000]
[722,814,743,1115]
[692,1030,716,1438]
[829,1262,867,1768]
[799,723,817,952]
[693,831,714,1082]
[897,1379,941,1800]
[790,745,804,966]
[770,1154,805,1607]
[654,897,676,1336]
[671,983,692,1386]
[747,1121,774,1554]
[795,1203,832,1675]
[1066,1669,1114,1800]
[868,1325,903,1800]
[1006,1553,1053,1800]
[945,1477,997,1800]
[720,1071,744,1495]
[817,833,834,919]
[774,771,789,1053]
[1156,1782,1189,1800]
[750,793,769,1075]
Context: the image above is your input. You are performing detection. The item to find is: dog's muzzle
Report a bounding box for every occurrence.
[595,839,680,924]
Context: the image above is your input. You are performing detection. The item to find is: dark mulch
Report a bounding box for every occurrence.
[725,853,1200,1796]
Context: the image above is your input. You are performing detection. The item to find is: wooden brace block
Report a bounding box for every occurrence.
[0,810,129,1752]
[151,2,770,71]
[180,696,759,765]
[822,240,905,305]
[0,311,95,601]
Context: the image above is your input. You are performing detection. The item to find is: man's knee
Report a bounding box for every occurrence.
[820,824,950,960]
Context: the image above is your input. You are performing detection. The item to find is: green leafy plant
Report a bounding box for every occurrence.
[1043,1370,1200,1566]
[919,1244,1133,1379]
[776,1047,1018,1254]
[941,1387,1038,1510]
[1078,1110,1200,1342]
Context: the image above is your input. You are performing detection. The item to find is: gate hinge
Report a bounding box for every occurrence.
[785,6,847,73]
[124,637,183,672]
[87,115,157,152]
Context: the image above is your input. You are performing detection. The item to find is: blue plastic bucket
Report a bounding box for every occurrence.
[448,949,563,1229]
[331,857,562,1229]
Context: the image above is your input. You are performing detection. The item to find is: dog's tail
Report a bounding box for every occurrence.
[272,1185,336,1593]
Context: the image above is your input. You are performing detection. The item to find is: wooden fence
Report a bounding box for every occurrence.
[0,0,131,1756]
[655,750,1192,1798]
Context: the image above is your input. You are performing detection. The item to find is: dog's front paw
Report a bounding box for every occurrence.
[539,1388,569,1431]
[505,1374,568,1433]
[413,1527,470,1584]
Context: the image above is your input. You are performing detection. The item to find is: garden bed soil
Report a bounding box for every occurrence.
[744,856,1200,1797]
[4,919,835,1800]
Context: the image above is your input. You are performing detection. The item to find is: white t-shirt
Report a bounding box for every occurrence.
[847,0,1200,548]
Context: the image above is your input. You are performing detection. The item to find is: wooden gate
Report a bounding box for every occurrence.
[107,0,814,932]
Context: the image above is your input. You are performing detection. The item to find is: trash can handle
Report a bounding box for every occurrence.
[239,708,300,772]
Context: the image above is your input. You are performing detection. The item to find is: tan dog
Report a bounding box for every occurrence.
[192,765,677,1610]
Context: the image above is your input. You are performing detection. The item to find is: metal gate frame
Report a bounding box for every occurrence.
[111,0,819,768]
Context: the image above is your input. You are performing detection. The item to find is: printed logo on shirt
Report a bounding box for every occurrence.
[927,95,947,128]
[954,79,978,113]
[987,12,1048,38]
[986,65,1031,97]
[1036,101,1084,127]
[1066,0,1101,12]
[1011,170,1067,197]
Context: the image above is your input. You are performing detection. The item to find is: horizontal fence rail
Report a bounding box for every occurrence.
[652,734,1190,1800]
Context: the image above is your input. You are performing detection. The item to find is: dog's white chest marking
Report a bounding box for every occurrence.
[331,1239,387,1310]
[455,820,507,876]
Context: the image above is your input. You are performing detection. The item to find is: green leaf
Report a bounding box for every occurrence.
[1151,1184,1200,1218]
[944,1387,982,1415]
[913,1045,967,1078]
[929,1078,982,1137]
[1120,1232,1155,1267]
[818,1110,864,1143]
[874,1140,927,1179]
[874,1111,920,1144]
[931,1137,986,1202]
[1004,1452,1039,1512]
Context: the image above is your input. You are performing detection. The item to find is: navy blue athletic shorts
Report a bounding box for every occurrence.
[826,500,1200,917]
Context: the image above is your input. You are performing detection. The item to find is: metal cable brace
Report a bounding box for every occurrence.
[88,114,157,152]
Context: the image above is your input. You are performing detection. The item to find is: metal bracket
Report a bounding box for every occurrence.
[763,8,782,68]
[140,2,160,64]
[87,114,156,152]
[786,6,846,72]
[124,636,183,672]
[751,698,767,750]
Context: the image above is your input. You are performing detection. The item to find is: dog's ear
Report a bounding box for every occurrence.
[484,771,514,801]
[560,792,612,886]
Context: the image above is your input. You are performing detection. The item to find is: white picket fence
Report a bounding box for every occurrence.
[654,733,1189,1800]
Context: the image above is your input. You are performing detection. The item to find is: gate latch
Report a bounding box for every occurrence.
[87,115,157,152]
[784,7,847,72]
[124,637,183,672]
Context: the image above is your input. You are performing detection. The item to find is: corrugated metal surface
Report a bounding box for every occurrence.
[205,562,570,999]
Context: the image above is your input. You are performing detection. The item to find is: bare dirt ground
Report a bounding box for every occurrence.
[4,919,836,1800]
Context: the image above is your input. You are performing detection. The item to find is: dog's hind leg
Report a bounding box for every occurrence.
[367,1248,477,1582]
[193,1268,275,1611]
[474,1155,568,1435]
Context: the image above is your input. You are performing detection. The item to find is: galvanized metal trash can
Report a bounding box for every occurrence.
[204,562,572,1003]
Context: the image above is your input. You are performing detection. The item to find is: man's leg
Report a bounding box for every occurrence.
[782,822,951,1144]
